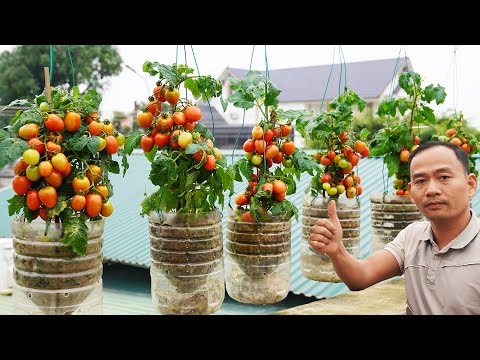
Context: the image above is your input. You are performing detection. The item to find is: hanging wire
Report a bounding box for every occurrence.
[310,45,337,206]
[49,45,54,83]
[66,45,76,87]
[175,45,179,65]
[339,45,347,92]
[261,45,269,186]
[228,46,256,208]
[184,45,188,100]
[190,45,215,139]
[381,46,403,197]
[338,45,343,97]
[453,46,459,117]
[320,46,336,112]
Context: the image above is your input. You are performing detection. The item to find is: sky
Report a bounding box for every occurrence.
[1,45,479,128]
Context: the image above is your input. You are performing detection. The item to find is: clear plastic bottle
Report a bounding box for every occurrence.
[11,217,104,315]
[149,210,224,315]
[224,208,291,304]
[301,195,360,282]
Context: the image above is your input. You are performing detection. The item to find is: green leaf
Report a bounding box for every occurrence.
[220,97,229,112]
[23,207,36,222]
[8,195,25,216]
[236,157,254,180]
[140,188,163,216]
[63,215,89,256]
[420,106,435,124]
[124,130,142,155]
[150,154,177,187]
[423,84,435,103]
[4,99,32,109]
[216,155,227,168]
[184,78,201,100]
[434,85,446,105]
[292,149,321,176]
[144,144,158,162]
[384,153,400,177]
[185,171,199,189]
[47,197,68,218]
[108,160,120,174]
[185,143,202,155]
[0,129,8,142]
[194,122,214,141]
[264,82,281,108]
[72,135,90,151]
[0,138,29,168]
[397,99,409,116]
[122,154,130,177]
[87,136,101,154]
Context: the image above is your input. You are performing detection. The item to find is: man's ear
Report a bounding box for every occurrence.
[467,173,478,199]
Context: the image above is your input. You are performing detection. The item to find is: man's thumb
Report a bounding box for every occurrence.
[328,199,339,223]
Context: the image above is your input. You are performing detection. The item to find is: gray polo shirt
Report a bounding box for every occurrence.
[384,211,480,315]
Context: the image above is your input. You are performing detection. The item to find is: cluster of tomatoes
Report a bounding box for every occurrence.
[137,83,222,169]
[234,123,292,222]
[12,104,122,220]
[393,135,420,195]
[444,128,474,154]
[314,132,368,198]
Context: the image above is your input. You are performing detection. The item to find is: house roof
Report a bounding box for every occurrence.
[222,57,411,103]
[3,151,479,300]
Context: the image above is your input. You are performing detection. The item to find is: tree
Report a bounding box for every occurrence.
[0,45,122,105]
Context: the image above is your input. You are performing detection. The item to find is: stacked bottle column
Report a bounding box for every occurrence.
[301,196,360,283]
[11,217,104,315]
[149,210,224,315]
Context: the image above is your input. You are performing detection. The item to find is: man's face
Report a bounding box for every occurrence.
[408,146,477,222]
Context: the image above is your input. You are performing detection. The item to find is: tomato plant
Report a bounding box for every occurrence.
[0,85,131,256]
[123,62,233,215]
[226,70,320,222]
[434,111,479,176]
[371,71,446,194]
[295,87,367,199]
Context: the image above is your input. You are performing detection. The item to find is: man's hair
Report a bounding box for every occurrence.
[408,140,470,175]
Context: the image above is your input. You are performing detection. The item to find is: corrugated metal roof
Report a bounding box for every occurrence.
[224,57,410,103]
[1,152,479,300]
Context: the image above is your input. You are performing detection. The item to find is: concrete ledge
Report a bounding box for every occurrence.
[274,277,406,315]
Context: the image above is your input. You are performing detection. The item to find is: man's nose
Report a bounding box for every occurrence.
[425,179,441,195]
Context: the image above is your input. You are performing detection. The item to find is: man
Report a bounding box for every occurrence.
[310,141,480,314]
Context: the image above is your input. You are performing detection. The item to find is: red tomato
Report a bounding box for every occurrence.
[26,190,41,211]
[141,135,155,153]
[203,155,216,170]
[12,175,31,195]
[184,106,202,122]
[104,135,119,155]
[39,186,58,208]
[28,138,45,155]
[85,194,103,218]
[45,114,64,132]
[64,111,81,132]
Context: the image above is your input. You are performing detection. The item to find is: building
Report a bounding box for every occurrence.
[215,57,412,147]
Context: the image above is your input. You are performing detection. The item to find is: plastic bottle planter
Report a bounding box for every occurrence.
[225,208,291,304]
[149,210,224,315]
[370,193,423,253]
[11,217,104,315]
[301,195,360,283]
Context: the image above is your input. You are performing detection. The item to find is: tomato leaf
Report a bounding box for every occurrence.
[107,160,120,175]
[4,99,32,110]
[185,143,202,155]
[292,149,321,177]
[124,130,142,155]
[220,97,229,112]
[87,136,101,154]
[62,213,89,256]
[150,154,177,187]
[144,144,157,163]
[71,135,90,151]
[23,207,36,222]
[11,110,42,133]
[7,195,25,216]
[0,138,29,168]
[194,122,214,141]
[47,197,68,218]
[264,82,281,108]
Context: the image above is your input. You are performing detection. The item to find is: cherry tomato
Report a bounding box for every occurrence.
[39,186,58,208]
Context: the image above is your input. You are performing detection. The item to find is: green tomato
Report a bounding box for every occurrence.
[26,165,41,181]
[39,102,50,112]
[282,158,293,168]
[322,182,331,191]
[192,132,200,140]
[251,154,263,166]
[23,149,40,165]
[116,133,125,146]
[327,187,338,196]
[245,151,254,160]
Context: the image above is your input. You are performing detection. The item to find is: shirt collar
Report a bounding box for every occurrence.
[419,210,480,249]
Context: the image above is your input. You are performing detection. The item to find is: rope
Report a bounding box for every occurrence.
[190,45,215,139]
[320,46,336,112]
[175,45,179,65]
[261,45,269,186]
[66,45,76,87]
[382,46,403,195]
[453,46,459,116]
[184,45,188,100]
[49,45,54,83]
[339,45,347,91]
[338,45,343,97]
[228,46,256,209]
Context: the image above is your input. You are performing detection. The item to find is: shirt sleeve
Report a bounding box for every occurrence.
[384,228,407,274]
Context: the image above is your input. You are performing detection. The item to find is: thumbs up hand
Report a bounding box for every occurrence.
[309,200,343,256]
